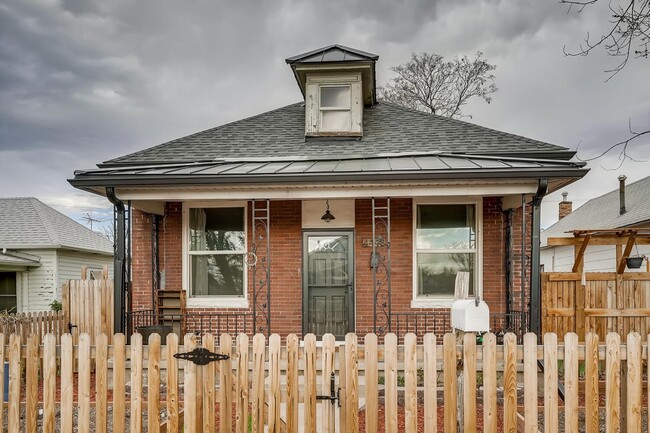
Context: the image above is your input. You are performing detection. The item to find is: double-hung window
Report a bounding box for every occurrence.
[319,85,351,132]
[0,272,17,312]
[187,206,246,300]
[414,202,479,303]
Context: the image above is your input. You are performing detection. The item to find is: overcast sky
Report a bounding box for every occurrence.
[1,0,648,231]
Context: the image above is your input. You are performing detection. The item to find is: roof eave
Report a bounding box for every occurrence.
[69,166,590,189]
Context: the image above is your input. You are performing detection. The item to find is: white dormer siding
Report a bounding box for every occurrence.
[305,72,363,137]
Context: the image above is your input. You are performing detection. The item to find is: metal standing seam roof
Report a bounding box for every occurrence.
[285,44,379,64]
[542,175,650,245]
[72,153,587,187]
[100,102,574,167]
[0,198,114,254]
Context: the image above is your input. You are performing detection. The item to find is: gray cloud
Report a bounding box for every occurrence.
[0,0,647,231]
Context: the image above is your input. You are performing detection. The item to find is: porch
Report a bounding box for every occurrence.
[121,188,546,342]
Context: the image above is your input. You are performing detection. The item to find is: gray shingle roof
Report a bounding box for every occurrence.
[0,198,113,254]
[103,102,570,167]
[542,175,650,245]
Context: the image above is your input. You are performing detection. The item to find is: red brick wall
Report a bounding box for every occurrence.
[131,209,152,311]
[482,197,506,315]
[130,197,514,336]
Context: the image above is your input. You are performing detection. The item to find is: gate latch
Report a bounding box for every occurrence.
[67,322,78,334]
[316,372,341,407]
[174,347,230,365]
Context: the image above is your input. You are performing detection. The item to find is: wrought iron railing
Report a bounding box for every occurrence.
[391,310,528,343]
[128,310,252,338]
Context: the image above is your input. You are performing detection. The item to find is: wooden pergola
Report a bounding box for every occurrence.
[547,228,650,274]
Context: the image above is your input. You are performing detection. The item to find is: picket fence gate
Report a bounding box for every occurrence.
[1,331,648,433]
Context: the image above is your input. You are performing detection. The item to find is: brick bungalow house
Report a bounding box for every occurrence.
[70,45,588,339]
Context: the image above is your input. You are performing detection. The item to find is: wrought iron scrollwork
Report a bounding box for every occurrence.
[251,199,271,336]
[174,347,229,365]
[372,197,391,335]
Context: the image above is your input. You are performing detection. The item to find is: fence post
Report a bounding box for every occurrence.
[565,333,579,432]
[503,333,518,433]
[322,333,336,433]
[286,334,299,433]
[304,334,317,433]
[43,334,56,433]
[606,332,621,432]
[148,333,161,433]
[384,333,398,433]
[585,333,599,433]
[112,334,126,433]
[203,334,215,433]
[166,333,180,433]
[236,333,250,433]
[523,333,538,433]
[346,333,359,433]
[251,334,266,433]
[626,332,642,431]
[96,334,108,433]
[544,333,559,433]
[482,333,497,433]
[442,333,457,433]
[365,333,379,433]
[26,334,39,433]
[404,333,417,433]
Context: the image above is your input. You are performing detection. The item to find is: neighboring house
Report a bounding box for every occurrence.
[542,175,650,272]
[70,45,588,338]
[0,198,113,312]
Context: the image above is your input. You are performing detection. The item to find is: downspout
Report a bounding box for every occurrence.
[530,178,548,337]
[106,187,126,334]
[151,214,160,314]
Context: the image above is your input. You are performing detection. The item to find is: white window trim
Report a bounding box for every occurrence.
[411,197,483,308]
[182,200,249,309]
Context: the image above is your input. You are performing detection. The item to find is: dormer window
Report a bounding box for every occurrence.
[320,85,351,131]
[304,73,363,136]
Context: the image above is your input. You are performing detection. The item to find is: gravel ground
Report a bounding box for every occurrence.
[538,408,649,432]
[2,405,159,433]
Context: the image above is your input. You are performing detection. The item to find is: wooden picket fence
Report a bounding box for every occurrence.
[0,310,65,343]
[62,268,114,345]
[2,331,648,432]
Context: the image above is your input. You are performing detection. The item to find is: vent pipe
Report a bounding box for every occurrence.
[618,175,627,215]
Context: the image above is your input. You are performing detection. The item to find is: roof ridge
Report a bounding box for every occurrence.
[29,198,61,246]
[102,102,304,166]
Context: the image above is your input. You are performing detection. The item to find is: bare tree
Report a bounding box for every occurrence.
[379,52,497,119]
[562,0,649,79]
[562,0,649,167]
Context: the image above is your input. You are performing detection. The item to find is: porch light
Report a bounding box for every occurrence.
[321,200,336,223]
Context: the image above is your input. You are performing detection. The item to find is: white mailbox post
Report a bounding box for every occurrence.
[451,298,490,333]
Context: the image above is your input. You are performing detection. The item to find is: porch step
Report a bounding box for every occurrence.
[157,289,185,317]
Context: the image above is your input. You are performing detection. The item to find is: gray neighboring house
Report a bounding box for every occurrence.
[541,175,650,272]
[0,198,113,312]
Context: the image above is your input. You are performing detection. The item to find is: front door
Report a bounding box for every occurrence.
[303,232,354,339]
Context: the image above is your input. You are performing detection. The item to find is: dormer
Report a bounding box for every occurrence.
[286,44,378,137]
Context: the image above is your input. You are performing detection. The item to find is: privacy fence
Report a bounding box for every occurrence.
[542,271,650,341]
[2,331,648,432]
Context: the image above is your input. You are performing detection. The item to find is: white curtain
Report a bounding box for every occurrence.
[193,209,209,295]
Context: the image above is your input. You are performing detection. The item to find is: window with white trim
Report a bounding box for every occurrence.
[304,72,362,136]
[319,85,351,131]
[415,204,477,298]
[188,207,246,297]
[0,272,17,312]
